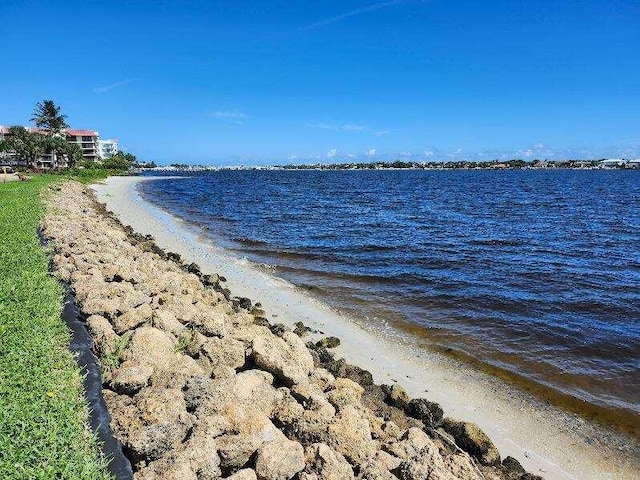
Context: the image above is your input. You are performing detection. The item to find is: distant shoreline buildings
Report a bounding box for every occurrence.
[155,158,640,172]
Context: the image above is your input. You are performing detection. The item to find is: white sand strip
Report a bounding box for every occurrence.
[93,176,638,480]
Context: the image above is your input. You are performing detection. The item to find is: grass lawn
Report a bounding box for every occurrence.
[0,175,112,479]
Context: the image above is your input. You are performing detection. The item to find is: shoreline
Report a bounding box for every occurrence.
[93,175,639,480]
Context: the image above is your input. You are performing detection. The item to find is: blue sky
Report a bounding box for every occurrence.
[2,0,639,164]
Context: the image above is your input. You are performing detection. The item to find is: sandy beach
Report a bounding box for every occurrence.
[91,175,639,480]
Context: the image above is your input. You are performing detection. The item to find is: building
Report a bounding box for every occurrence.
[0,125,100,169]
[98,139,119,159]
[66,129,100,162]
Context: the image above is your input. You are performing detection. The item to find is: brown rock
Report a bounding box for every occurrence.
[86,314,119,357]
[304,443,354,480]
[113,303,153,334]
[109,361,153,395]
[255,439,305,480]
[327,405,378,466]
[252,331,314,386]
[225,470,258,480]
[441,418,501,466]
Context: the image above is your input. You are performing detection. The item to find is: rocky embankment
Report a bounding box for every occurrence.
[42,181,541,480]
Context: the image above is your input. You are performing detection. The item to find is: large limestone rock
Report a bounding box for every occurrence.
[106,387,194,462]
[86,314,118,357]
[255,439,305,480]
[327,405,378,466]
[199,336,246,376]
[197,370,278,421]
[303,443,354,480]
[441,418,501,466]
[326,378,364,410]
[384,427,435,460]
[252,331,314,386]
[225,470,257,480]
[113,303,153,334]
[217,414,287,470]
[108,361,153,395]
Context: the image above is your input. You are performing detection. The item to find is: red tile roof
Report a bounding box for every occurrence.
[66,129,98,136]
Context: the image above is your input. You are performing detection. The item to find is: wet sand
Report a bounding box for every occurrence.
[93,175,640,480]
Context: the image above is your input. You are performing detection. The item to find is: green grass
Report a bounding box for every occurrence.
[0,176,112,479]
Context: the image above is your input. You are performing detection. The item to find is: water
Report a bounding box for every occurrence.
[139,169,640,430]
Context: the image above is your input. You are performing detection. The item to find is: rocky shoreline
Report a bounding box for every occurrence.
[43,181,541,480]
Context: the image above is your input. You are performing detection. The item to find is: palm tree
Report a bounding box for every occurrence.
[30,100,69,135]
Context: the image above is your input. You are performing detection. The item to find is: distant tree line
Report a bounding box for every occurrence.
[274,158,621,170]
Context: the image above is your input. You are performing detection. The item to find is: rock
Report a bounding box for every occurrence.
[327,359,374,386]
[196,308,229,337]
[441,418,501,466]
[225,470,258,480]
[83,296,120,319]
[442,454,482,480]
[269,323,287,337]
[234,297,252,310]
[502,456,526,476]
[383,427,436,460]
[217,415,286,470]
[186,262,201,274]
[309,368,335,391]
[327,405,377,466]
[304,443,354,480]
[316,336,341,349]
[108,387,194,462]
[134,433,222,480]
[109,361,153,395]
[122,326,175,366]
[405,398,443,427]
[113,303,153,334]
[255,439,305,480]
[197,370,278,421]
[358,457,397,480]
[293,322,310,337]
[326,378,364,410]
[252,331,314,386]
[199,336,246,376]
[152,309,185,336]
[86,314,119,357]
[183,375,215,412]
[271,387,304,429]
[381,384,410,410]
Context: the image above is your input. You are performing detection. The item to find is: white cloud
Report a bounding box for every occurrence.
[346,153,356,158]
[93,78,137,93]
[424,150,434,157]
[365,148,376,157]
[398,151,412,157]
[375,130,391,137]
[302,0,407,31]
[326,148,338,159]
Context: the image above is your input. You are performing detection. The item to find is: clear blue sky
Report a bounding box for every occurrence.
[2,0,639,164]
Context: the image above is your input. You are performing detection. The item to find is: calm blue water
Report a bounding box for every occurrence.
[139,170,640,420]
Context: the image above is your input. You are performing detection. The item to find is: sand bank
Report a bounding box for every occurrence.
[93,176,639,480]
